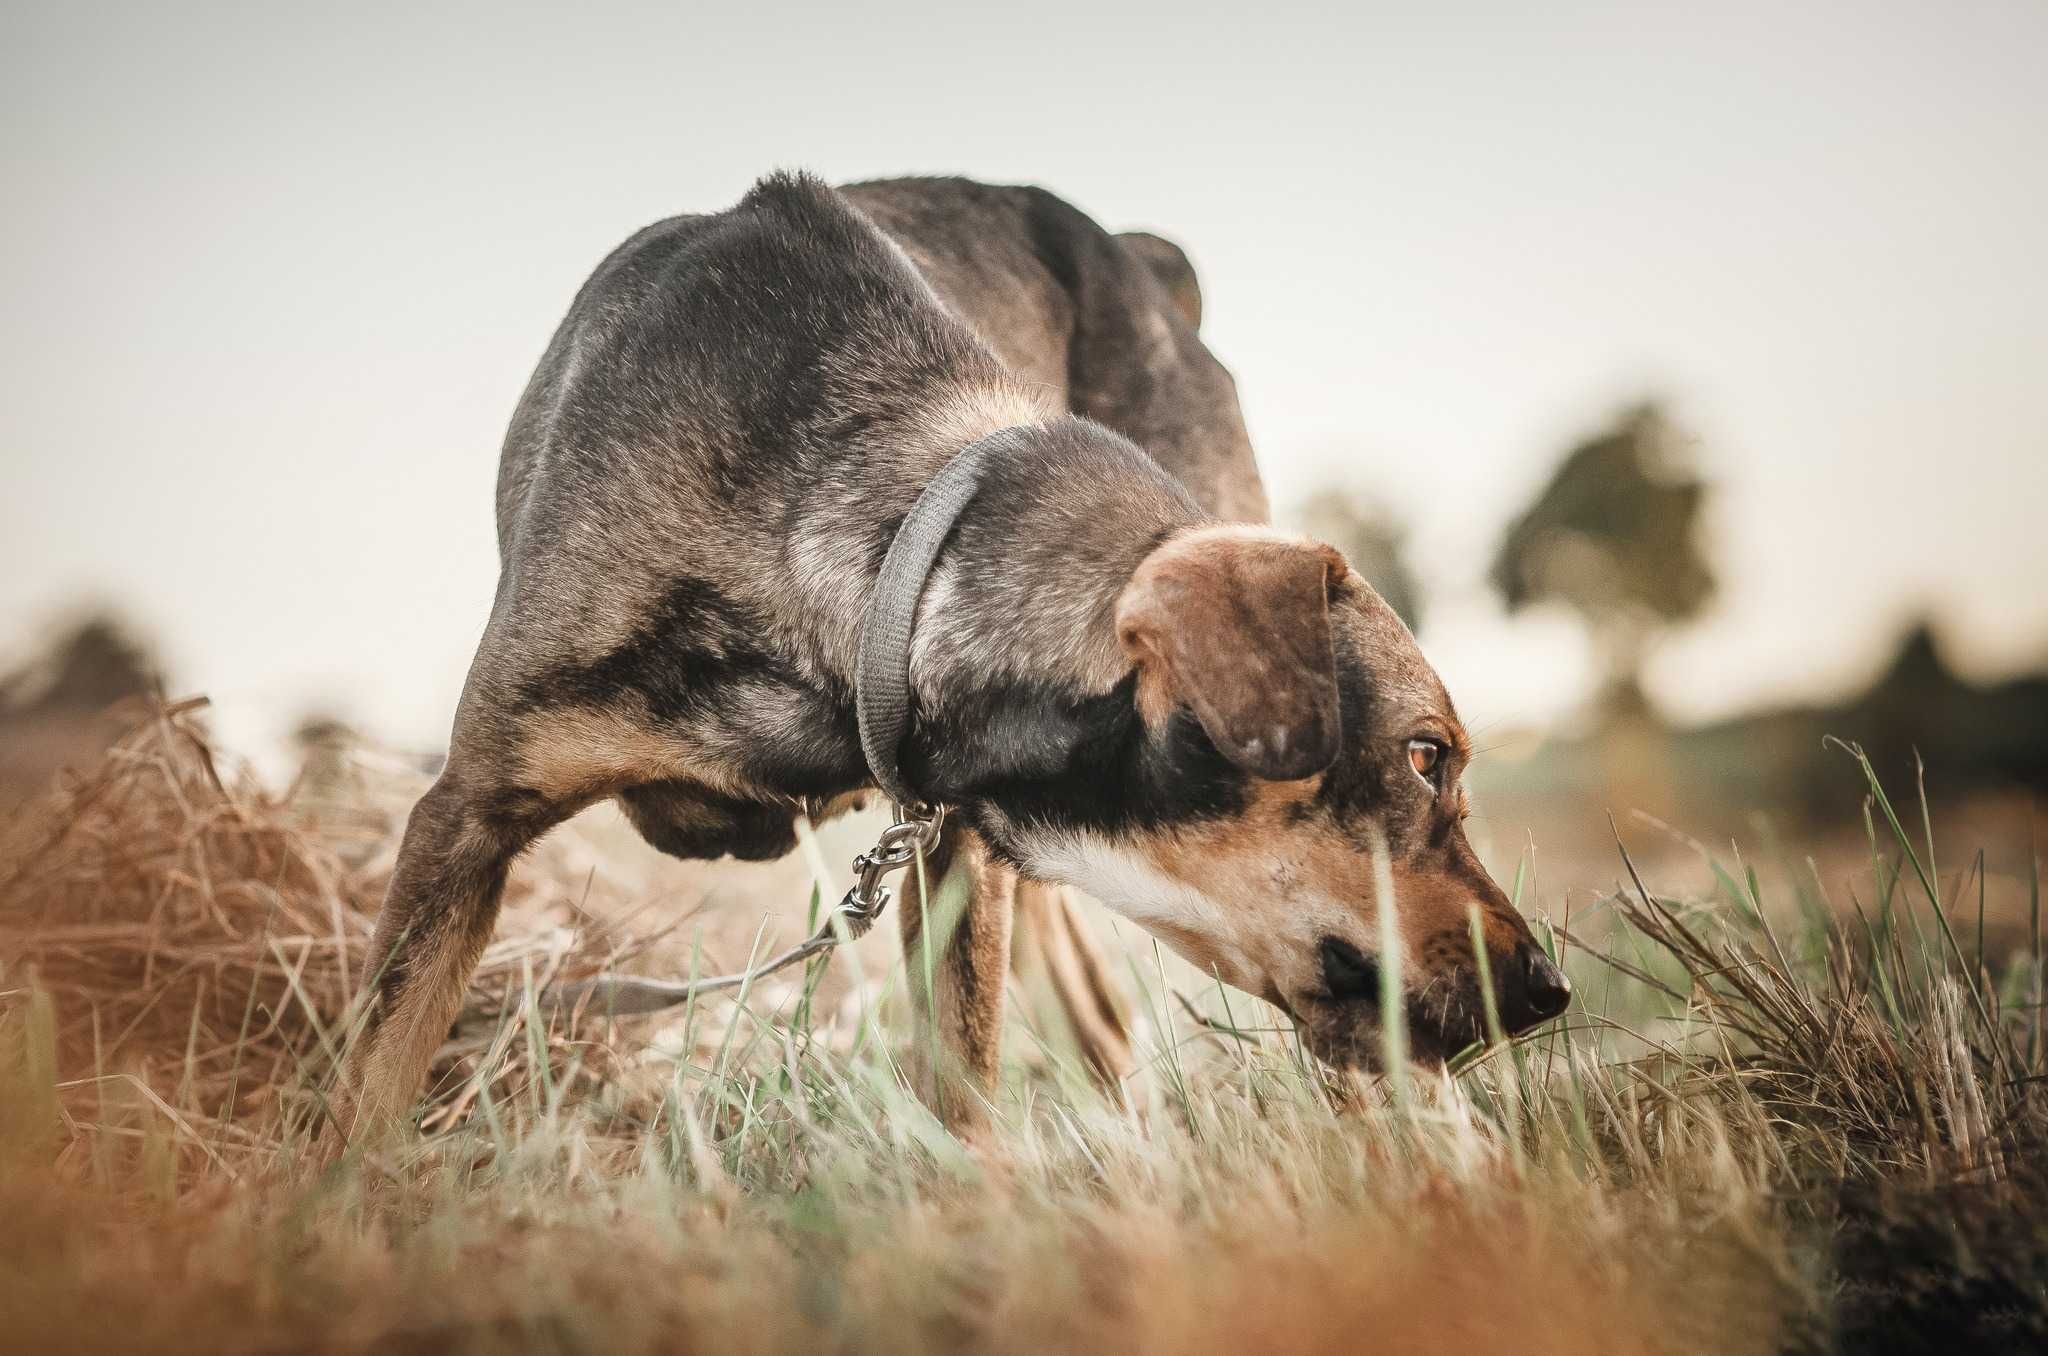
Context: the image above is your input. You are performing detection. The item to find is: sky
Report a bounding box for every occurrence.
[4,0,2045,764]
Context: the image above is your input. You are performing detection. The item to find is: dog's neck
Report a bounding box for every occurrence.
[865,398,1206,804]
[906,416,1201,693]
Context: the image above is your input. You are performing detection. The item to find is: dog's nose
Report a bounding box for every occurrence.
[1511,944,1571,1029]
[1496,943,1570,1034]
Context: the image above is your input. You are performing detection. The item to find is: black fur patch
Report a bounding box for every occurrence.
[521,577,767,720]
[901,674,1250,863]
[1312,650,1384,819]
[519,575,867,800]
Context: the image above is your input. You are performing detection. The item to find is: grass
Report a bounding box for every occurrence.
[1,702,2045,1353]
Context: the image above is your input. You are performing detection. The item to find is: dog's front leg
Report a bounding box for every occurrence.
[897,821,1014,1140]
[1012,882,1138,1098]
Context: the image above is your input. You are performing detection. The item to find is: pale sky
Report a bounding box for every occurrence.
[5,1,2045,764]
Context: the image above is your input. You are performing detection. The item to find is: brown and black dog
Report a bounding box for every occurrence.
[337,172,1567,1142]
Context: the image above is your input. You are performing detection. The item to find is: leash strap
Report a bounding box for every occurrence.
[856,424,1032,806]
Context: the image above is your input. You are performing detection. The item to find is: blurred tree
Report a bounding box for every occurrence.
[1295,491,1425,632]
[0,615,156,714]
[1490,402,1714,714]
[0,613,159,813]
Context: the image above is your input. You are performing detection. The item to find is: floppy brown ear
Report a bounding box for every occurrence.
[1116,527,1347,780]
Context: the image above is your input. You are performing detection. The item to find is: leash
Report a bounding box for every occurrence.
[547,426,1032,1017]
[543,809,943,1015]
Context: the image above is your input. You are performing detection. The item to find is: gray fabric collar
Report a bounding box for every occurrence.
[855,425,1035,807]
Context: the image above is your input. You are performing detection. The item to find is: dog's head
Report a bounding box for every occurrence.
[993,524,1568,1070]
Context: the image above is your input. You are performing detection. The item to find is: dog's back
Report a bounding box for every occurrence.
[500,174,1264,564]
[498,175,1012,565]
[489,174,1054,704]
[843,176,1268,523]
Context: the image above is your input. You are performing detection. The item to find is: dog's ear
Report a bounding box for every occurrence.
[1117,528,1347,781]
[1116,231,1203,331]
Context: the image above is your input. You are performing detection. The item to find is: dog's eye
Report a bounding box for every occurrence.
[1407,738,1445,786]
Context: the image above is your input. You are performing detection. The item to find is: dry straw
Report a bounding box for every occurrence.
[0,698,635,1172]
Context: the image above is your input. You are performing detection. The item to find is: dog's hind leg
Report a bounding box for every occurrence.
[335,763,564,1144]
[897,821,1014,1140]
[1012,882,1138,1099]
[334,686,658,1144]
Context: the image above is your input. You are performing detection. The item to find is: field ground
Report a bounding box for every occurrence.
[2,701,2045,1354]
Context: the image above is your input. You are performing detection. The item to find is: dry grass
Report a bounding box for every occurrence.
[2,701,2045,1353]
[0,699,644,1174]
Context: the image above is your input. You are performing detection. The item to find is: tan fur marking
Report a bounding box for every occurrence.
[804,788,877,823]
[515,706,700,802]
[899,830,1016,1140]
[1126,775,1522,1003]
[346,922,488,1138]
[1131,652,1178,728]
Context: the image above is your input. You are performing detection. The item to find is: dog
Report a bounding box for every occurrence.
[337,172,1569,1142]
